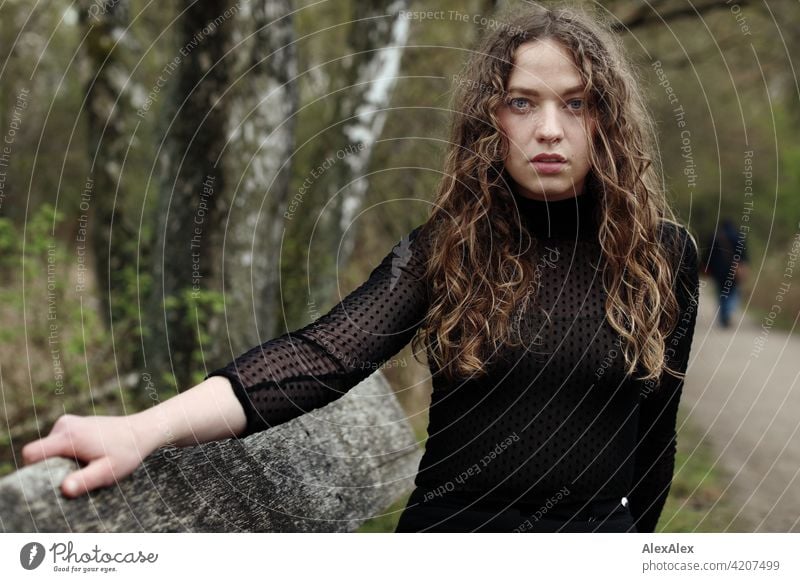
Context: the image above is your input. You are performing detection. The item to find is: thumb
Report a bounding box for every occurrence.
[61,457,115,498]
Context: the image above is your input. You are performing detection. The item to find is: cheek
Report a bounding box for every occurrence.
[569,122,593,161]
[497,119,525,162]
[498,111,524,140]
[571,117,592,140]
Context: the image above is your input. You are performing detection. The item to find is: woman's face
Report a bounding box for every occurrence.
[496,38,594,201]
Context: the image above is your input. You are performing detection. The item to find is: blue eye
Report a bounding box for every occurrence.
[507,97,531,112]
[567,98,584,110]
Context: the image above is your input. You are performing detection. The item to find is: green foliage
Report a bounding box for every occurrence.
[0,461,12,479]
[776,107,800,236]
[0,216,16,270]
[27,204,69,347]
[0,203,66,279]
[0,202,114,399]
[110,263,153,341]
[163,287,226,388]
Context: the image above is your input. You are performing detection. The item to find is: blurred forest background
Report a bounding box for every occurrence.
[1,0,799,527]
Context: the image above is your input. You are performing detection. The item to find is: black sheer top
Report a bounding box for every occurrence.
[205,187,700,533]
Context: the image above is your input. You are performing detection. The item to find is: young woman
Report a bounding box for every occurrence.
[22,4,700,533]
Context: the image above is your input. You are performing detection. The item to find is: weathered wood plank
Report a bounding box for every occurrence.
[0,372,422,532]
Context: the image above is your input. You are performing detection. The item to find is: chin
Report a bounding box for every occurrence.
[522,181,571,195]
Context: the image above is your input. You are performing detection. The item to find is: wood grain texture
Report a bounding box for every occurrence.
[0,372,422,532]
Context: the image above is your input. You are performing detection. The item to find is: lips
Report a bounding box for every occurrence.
[530,153,567,175]
[531,153,566,162]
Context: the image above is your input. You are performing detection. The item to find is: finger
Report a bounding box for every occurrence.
[61,457,115,498]
[22,434,75,466]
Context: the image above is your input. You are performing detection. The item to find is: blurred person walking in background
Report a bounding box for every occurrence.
[703,218,749,328]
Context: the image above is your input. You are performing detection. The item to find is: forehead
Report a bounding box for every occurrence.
[506,38,584,93]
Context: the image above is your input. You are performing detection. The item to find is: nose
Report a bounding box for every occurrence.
[534,103,564,143]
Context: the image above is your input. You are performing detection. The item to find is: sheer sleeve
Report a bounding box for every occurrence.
[205,223,431,438]
[628,223,701,533]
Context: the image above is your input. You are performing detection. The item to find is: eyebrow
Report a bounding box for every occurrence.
[506,84,585,97]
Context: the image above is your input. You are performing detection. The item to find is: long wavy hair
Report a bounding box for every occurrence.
[410,2,695,386]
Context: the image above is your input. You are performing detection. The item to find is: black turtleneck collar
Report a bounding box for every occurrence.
[511,187,599,240]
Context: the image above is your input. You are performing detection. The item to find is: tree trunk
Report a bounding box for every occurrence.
[146,1,234,393]
[215,0,298,359]
[306,0,410,309]
[77,0,142,346]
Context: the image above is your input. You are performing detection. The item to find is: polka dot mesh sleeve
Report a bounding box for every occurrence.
[204,223,431,438]
[628,224,701,533]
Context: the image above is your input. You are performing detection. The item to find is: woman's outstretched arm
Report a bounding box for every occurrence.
[22,221,431,497]
[21,375,245,498]
[204,222,431,438]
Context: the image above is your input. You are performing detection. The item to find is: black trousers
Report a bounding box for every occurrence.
[395,487,638,533]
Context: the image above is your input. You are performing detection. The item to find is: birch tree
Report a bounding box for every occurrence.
[307,0,410,308]
[217,0,298,358]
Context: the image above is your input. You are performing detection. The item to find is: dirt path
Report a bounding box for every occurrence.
[681,278,800,532]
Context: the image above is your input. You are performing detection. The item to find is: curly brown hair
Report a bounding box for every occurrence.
[410,2,696,386]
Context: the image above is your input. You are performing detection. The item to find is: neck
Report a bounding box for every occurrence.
[511,187,598,239]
